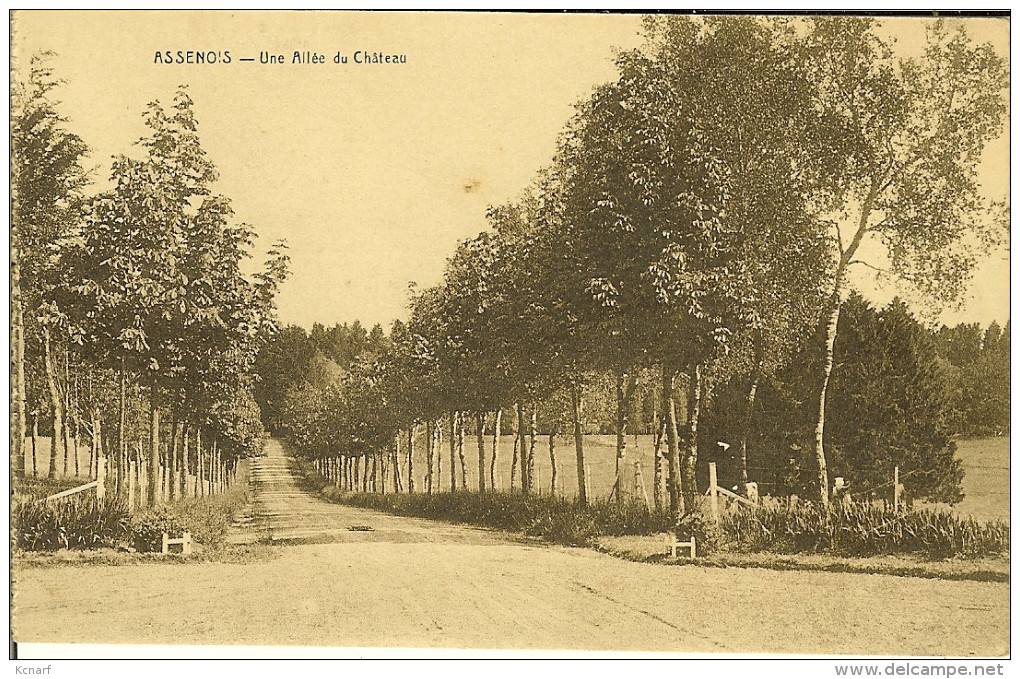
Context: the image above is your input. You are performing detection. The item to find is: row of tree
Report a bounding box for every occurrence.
[269,17,1007,524]
[264,295,1004,507]
[11,54,288,506]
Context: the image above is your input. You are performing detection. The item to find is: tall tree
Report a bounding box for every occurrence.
[802,18,1008,503]
[554,16,827,520]
[11,52,89,479]
[59,87,286,502]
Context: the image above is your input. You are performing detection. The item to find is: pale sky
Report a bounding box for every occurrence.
[11,11,1010,331]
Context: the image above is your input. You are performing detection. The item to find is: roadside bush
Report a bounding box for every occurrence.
[721,500,1008,559]
[129,508,189,553]
[305,455,677,547]
[130,460,250,551]
[14,461,250,554]
[674,512,724,557]
[13,496,130,551]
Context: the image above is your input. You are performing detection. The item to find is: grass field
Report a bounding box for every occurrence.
[17,436,89,480]
[390,432,659,502]
[381,431,1010,522]
[922,435,1009,523]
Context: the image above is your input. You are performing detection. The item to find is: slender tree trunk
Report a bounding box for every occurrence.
[197,427,204,497]
[571,380,587,507]
[815,293,840,507]
[213,437,220,493]
[814,186,876,505]
[548,426,558,496]
[662,364,684,522]
[73,411,81,477]
[614,373,637,503]
[680,365,702,512]
[652,411,666,512]
[88,419,96,477]
[73,371,82,477]
[118,356,126,476]
[507,403,518,489]
[393,431,402,493]
[11,248,26,479]
[490,408,501,491]
[42,325,65,479]
[182,420,191,499]
[180,422,190,501]
[432,420,441,494]
[30,414,38,478]
[740,366,761,493]
[518,402,532,494]
[407,424,415,493]
[167,417,179,501]
[457,411,467,490]
[426,420,436,494]
[62,343,71,476]
[527,404,537,494]
[207,431,214,495]
[435,418,443,489]
[92,414,103,490]
[147,387,160,506]
[476,412,487,493]
[449,410,458,492]
[90,424,98,480]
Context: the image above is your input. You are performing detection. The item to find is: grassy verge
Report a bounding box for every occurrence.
[721,501,1008,559]
[297,457,1009,581]
[129,460,251,553]
[597,534,1009,583]
[295,457,677,546]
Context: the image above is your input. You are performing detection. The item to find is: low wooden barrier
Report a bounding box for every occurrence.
[665,534,697,559]
[162,531,193,555]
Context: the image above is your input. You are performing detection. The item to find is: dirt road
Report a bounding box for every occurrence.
[228,439,510,546]
[13,440,1009,656]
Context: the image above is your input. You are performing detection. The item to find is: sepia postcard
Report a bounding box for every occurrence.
[9,9,1011,668]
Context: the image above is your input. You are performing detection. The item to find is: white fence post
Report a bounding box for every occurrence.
[96,454,107,501]
[128,459,136,512]
[894,465,901,509]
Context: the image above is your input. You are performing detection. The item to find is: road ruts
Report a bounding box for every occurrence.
[228,437,512,546]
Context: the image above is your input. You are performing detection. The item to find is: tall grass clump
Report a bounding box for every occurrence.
[721,500,1009,559]
[326,488,674,547]
[299,458,718,550]
[131,460,250,552]
[13,496,130,551]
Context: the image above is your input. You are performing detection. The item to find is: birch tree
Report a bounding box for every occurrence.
[802,18,1008,503]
